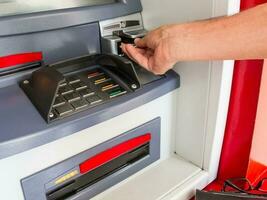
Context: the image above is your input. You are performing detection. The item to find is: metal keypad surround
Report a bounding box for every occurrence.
[50,68,128,120]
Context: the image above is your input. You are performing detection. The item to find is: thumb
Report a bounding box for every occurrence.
[134,38,147,48]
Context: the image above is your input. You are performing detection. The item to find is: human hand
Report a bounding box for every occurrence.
[121,25,179,75]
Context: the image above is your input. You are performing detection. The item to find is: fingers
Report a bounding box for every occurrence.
[121,43,170,75]
[134,38,147,48]
[125,44,151,71]
[121,43,137,62]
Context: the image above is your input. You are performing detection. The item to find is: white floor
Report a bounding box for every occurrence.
[93,155,207,200]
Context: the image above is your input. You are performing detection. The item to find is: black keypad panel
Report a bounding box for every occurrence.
[51,68,128,120]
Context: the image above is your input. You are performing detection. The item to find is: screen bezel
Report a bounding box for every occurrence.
[0,0,117,18]
[0,0,142,37]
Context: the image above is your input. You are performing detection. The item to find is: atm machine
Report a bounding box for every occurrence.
[0,0,240,200]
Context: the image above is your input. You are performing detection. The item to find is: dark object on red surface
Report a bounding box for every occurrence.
[223,177,267,196]
[196,190,267,200]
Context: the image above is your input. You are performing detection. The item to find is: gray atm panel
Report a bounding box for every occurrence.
[0,0,142,37]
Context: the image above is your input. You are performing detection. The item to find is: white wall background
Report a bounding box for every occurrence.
[140,0,240,167]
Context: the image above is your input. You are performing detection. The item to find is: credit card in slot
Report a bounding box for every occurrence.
[88,70,104,79]
[101,81,119,91]
[94,75,111,85]
[108,88,127,98]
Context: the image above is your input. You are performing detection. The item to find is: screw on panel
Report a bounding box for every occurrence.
[49,113,54,118]
[131,84,137,89]
[23,80,29,84]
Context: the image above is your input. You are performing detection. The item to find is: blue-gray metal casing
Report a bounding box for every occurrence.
[0,69,179,159]
[21,118,161,200]
[0,0,180,160]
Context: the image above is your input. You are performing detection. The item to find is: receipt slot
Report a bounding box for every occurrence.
[21,119,160,200]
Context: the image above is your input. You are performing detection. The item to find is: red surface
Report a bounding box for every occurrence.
[240,0,267,11]
[217,60,263,181]
[0,52,43,69]
[247,159,267,185]
[79,134,151,174]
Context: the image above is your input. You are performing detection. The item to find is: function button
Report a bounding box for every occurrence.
[108,88,127,98]
[79,88,95,97]
[53,96,66,107]
[58,85,74,95]
[55,103,74,116]
[63,92,81,102]
[86,95,103,105]
[59,81,67,87]
[71,82,88,91]
[88,71,104,79]
[67,76,80,84]
[94,75,111,85]
[101,81,119,91]
[71,99,89,110]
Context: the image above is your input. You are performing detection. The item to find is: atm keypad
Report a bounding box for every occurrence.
[52,69,127,119]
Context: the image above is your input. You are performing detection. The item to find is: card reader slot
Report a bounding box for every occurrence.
[46,143,149,200]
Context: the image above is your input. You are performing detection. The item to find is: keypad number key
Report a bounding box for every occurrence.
[86,95,103,105]
[71,99,89,110]
[55,103,74,117]
[63,92,81,102]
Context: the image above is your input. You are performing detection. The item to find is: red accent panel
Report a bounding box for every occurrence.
[0,52,43,69]
[79,134,151,174]
[217,60,263,181]
[216,0,266,181]
[240,0,267,11]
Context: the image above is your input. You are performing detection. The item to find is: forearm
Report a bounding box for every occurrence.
[170,3,267,61]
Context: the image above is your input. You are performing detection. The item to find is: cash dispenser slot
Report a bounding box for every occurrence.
[46,134,151,200]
